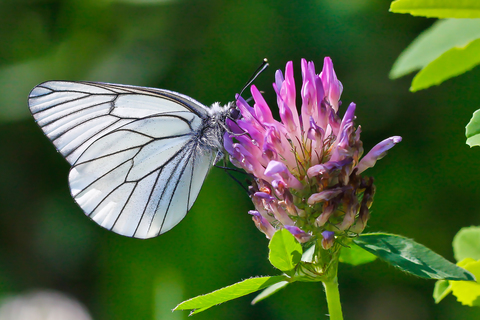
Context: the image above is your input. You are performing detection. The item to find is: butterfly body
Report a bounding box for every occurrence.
[29,81,232,239]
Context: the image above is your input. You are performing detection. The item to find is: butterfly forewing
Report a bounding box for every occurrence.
[29,81,222,239]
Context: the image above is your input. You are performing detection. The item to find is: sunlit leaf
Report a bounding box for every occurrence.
[433,279,452,303]
[450,258,480,306]
[453,226,480,261]
[251,281,289,305]
[355,233,475,280]
[268,229,303,272]
[390,19,480,79]
[339,242,377,266]
[466,111,480,147]
[390,0,480,18]
[410,38,480,92]
[174,276,287,315]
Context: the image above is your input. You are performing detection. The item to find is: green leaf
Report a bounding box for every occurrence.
[410,38,480,92]
[466,111,480,147]
[268,229,303,272]
[251,281,289,305]
[174,276,287,315]
[450,258,480,306]
[453,226,480,261]
[390,19,480,79]
[354,233,475,280]
[339,243,377,266]
[390,0,480,18]
[433,280,452,303]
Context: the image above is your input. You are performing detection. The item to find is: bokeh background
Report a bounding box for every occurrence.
[1,0,480,319]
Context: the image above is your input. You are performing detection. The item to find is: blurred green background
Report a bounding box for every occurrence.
[1,0,480,319]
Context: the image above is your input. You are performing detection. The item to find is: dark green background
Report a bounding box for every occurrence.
[1,0,479,319]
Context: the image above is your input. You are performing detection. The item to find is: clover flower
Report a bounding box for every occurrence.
[224,57,401,250]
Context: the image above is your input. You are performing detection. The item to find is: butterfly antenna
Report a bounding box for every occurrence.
[239,58,269,97]
[221,59,268,195]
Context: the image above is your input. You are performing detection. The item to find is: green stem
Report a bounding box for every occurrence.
[323,277,343,320]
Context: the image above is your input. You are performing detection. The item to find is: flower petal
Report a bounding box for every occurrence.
[223,132,234,155]
[320,57,343,112]
[249,210,275,239]
[251,85,275,124]
[269,202,294,226]
[254,192,275,202]
[265,161,303,190]
[284,225,312,243]
[274,69,284,93]
[316,204,336,226]
[307,187,344,205]
[321,231,335,249]
[356,136,402,174]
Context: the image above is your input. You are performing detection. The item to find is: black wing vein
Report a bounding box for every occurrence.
[156,143,196,235]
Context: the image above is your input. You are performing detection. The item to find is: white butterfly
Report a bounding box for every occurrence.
[28,81,233,239]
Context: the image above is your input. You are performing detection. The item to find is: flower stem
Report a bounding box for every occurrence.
[323,277,343,320]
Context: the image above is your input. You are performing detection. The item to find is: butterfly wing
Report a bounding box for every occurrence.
[29,81,217,238]
[28,81,209,164]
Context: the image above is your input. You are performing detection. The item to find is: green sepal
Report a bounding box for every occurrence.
[339,242,377,266]
[251,281,290,305]
[268,229,303,272]
[291,261,325,282]
[354,233,475,280]
[174,275,288,315]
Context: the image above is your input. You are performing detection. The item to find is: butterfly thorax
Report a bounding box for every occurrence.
[196,102,232,154]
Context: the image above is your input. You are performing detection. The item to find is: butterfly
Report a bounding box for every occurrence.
[28,81,236,239]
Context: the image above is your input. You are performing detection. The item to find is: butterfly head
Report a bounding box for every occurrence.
[207,101,235,123]
[228,104,241,120]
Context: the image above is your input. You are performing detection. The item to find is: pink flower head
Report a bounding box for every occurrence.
[226,58,401,249]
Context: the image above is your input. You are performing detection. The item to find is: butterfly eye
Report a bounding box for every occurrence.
[229,107,241,120]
